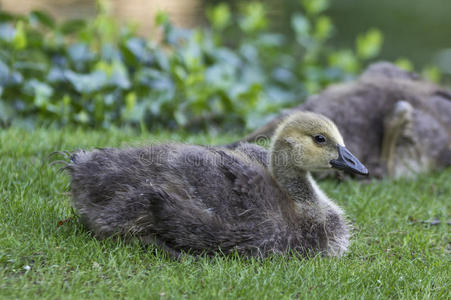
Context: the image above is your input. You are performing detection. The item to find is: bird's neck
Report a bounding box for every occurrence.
[270,164,316,203]
[269,143,317,203]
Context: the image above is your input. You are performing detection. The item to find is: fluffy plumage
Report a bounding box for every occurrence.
[64,112,366,258]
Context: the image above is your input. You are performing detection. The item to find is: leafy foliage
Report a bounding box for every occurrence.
[0,0,383,131]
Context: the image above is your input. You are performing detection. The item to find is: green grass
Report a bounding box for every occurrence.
[0,128,449,299]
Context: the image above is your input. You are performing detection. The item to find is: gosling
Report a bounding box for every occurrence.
[65,112,368,258]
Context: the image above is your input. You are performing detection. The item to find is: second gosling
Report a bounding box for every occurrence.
[66,112,368,258]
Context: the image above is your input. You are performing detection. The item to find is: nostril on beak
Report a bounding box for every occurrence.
[344,156,354,165]
[330,145,369,176]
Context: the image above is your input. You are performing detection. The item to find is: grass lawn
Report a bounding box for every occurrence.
[0,127,449,299]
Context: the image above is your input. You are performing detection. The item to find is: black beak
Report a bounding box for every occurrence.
[330,145,369,176]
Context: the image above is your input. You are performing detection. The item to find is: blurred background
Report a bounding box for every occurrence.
[0,0,450,131]
[3,0,450,68]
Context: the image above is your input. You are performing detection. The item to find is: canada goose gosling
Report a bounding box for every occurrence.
[268,112,368,255]
[64,112,368,258]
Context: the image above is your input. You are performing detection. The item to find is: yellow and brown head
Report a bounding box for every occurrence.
[270,111,368,175]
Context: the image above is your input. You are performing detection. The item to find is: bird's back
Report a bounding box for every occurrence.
[68,144,291,255]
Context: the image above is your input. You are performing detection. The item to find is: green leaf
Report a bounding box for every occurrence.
[74,111,90,123]
[301,0,329,16]
[356,28,383,60]
[124,37,152,65]
[0,60,10,85]
[59,19,85,35]
[67,43,95,71]
[29,10,55,28]
[395,58,414,72]
[207,3,231,31]
[155,11,169,27]
[314,16,332,41]
[0,24,15,42]
[239,2,267,33]
[13,21,27,50]
[125,92,137,115]
[291,13,311,46]
[93,11,117,43]
[64,70,108,94]
[328,50,360,73]
[110,61,131,89]
[24,79,53,108]
[422,65,442,83]
[174,108,188,126]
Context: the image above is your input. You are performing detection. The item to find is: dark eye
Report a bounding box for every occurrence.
[313,134,327,144]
